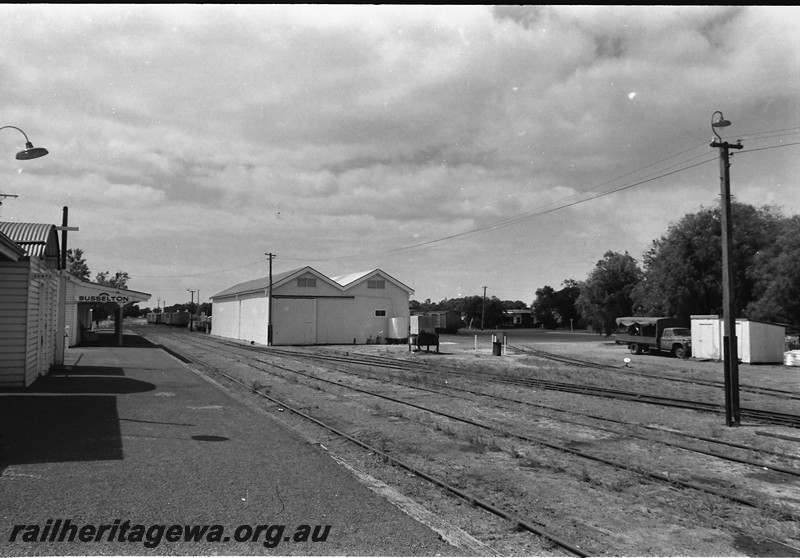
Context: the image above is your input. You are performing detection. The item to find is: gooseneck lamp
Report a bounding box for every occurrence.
[0,125,49,160]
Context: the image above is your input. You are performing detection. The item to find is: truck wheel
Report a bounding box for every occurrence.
[673,345,688,359]
[628,343,642,355]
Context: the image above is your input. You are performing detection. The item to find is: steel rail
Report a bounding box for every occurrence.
[181,331,800,433]
[179,331,800,427]
[511,344,800,400]
[254,342,800,426]
[144,331,800,546]
[174,331,800,461]
[171,345,592,557]
[189,338,800,521]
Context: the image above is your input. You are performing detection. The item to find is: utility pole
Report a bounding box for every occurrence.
[266,253,276,345]
[481,286,487,331]
[187,289,196,331]
[711,111,743,427]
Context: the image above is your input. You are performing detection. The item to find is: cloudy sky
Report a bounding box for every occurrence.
[1,5,798,308]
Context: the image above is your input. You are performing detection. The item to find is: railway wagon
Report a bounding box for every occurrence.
[164,312,190,327]
[146,312,162,324]
[425,310,461,333]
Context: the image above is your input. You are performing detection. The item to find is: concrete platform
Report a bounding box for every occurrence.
[0,333,464,556]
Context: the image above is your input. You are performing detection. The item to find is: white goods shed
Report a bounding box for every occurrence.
[690,315,786,364]
[211,267,414,346]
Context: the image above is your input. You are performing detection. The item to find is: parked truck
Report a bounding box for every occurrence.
[615,317,692,358]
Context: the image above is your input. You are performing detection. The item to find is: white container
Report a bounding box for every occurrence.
[784,350,800,367]
[388,317,408,340]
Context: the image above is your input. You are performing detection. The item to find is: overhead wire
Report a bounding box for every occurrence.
[137,127,800,276]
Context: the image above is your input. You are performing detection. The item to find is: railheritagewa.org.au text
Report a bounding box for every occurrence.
[9,519,331,549]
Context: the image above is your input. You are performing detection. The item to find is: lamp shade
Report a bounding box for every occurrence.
[16,142,49,160]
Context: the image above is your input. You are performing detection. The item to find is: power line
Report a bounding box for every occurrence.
[135,257,271,278]
[135,132,800,276]
[302,137,798,262]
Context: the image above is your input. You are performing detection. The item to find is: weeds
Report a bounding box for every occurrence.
[251,379,266,393]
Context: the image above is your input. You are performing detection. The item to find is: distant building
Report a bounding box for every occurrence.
[211,267,414,345]
[503,309,533,328]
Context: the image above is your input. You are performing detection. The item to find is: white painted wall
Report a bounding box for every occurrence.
[210,298,240,341]
[211,270,411,346]
[690,315,785,364]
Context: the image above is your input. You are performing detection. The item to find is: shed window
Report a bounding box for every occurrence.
[297,277,317,288]
[368,279,385,289]
[375,310,387,317]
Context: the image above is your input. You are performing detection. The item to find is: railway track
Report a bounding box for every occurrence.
[216,340,800,463]
[152,334,590,556]
[147,331,800,512]
[245,342,800,428]
[134,328,800,555]
[511,344,800,401]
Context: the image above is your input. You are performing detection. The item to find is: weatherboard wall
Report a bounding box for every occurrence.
[0,259,60,387]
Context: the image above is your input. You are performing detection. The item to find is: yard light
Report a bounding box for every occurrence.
[187,289,196,331]
[1,125,49,160]
[710,111,743,427]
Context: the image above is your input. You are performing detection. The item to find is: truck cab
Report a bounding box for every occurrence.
[658,327,692,359]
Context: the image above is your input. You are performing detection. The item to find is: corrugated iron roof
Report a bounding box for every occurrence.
[0,222,60,264]
[211,268,307,299]
[212,266,414,300]
[332,268,413,293]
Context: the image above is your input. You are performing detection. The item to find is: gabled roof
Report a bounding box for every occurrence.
[211,266,341,299]
[212,266,414,299]
[0,222,60,267]
[211,267,304,299]
[330,269,414,294]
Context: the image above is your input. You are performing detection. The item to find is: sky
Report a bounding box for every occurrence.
[1,5,798,308]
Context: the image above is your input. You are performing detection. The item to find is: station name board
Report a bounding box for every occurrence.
[78,294,130,303]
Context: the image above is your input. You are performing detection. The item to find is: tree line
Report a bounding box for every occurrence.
[414,202,799,334]
[576,202,798,334]
[69,200,798,333]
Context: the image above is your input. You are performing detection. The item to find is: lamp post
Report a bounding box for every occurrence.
[481,286,487,331]
[187,289,196,331]
[710,111,743,427]
[265,253,275,346]
[0,125,49,160]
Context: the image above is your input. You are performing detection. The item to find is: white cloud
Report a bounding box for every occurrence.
[0,5,797,305]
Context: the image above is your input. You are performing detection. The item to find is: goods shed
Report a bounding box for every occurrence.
[211,267,413,346]
[0,222,62,387]
[690,315,786,364]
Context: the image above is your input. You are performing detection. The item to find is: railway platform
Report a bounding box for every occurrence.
[0,332,466,556]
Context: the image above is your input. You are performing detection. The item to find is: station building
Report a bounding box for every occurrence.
[0,220,150,388]
[211,267,413,346]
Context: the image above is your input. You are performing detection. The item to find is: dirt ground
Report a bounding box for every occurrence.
[143,327,800,557]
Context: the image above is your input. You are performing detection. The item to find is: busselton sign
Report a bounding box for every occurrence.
[78,294,130,303]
